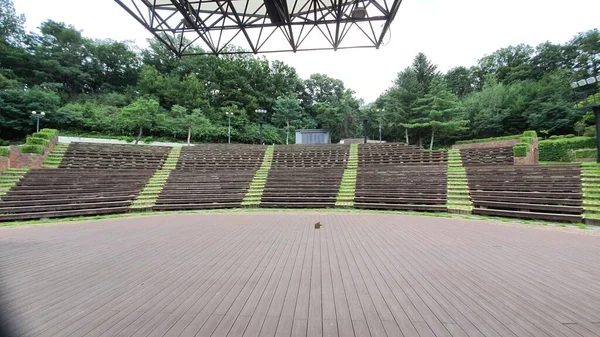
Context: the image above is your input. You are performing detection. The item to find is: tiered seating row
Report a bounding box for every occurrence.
[60,143,170,169]
[460,147,513,166]
[176,144,266,170]
[154,145,267,210]
[354,165,448,211]
[467,165,583,222]
[359,143,447,166]
[260,145,349,208]
[0,169,154,221]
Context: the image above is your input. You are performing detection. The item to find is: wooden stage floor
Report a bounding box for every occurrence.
[1,212,600,337]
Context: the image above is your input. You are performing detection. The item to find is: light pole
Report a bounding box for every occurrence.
[225,111,234,144]
[255,108,267,144]
[31,111,45,133]
[376,108,385,142]
[571,75,600,163]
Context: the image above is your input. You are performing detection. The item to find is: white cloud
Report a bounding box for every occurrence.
[14,0,600,102]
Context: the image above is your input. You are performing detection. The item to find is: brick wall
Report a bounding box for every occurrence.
[8,136,57,170]
[0,157,9,173]
[514,138,539,165]
[453,138,539,165]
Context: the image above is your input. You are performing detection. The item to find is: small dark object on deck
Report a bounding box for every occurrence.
[314,222,322,229]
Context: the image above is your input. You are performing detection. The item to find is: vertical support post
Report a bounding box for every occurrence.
[259,120,264,145]
[594,105,600,164]
[379,120,382,142]
[363,118,367,144]
[228,115,231,144]
[36,116,40,133]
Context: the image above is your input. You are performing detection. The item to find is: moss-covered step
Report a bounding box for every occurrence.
[130,146,182,210]
[336,143,358,207]
[242,145,274,206]
[446,149,472,213]
[581,162,600,224]
[41,143,70,168]
[0,168,29,197]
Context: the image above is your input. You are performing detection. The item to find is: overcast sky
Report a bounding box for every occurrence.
[14,0,600,102]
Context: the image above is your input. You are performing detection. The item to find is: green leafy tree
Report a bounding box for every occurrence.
[412,79,467,149]
[119,97,160,144]
[272,96,305,144]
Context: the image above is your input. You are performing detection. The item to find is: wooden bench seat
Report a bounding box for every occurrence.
[354,203,448,212]
[472,208,582,223]
[0,207,130,222]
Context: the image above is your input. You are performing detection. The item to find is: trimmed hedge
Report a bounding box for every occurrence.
[519,136,533,144]
[0,147,8,157]
[539,137,596,162]
[513,144,529,157]
[40,128,58,137]
[20,144,44,155]
[455,135,520,145]
[31,132,53,140]
[455,130,537,145]
[26,136,49,146]
[574,148,597,159]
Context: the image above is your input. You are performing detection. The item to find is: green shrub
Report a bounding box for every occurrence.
[574,148,597,159]
[519,137,533,144]
[0,147,8,157]
[123,136,135,143]
[522,130,537,138]
[565,134,575,138]
[26,136,49,146]
[20,144,44,155]
[40,128,58,137]
[142,136,154,144]
[31,132,53,140]
[513,144,529,157]
[584,126,596,137]
[455,135,520,145]
[539,137,597,162]
[549,135,559,139]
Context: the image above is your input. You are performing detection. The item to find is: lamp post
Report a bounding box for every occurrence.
[571,75,600,163]
[225,111,234,144]
[31,111,45,133]
[255,108,267,144]
[376,108,385,142]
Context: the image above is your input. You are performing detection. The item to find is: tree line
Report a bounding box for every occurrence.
[1,0,598,146]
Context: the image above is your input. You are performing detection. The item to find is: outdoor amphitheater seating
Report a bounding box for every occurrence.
[0,142,169,221]
[153,145,266,210]
[354,143,449,211]
[260,145,348,208]
[459,147,513,166]
[467,164,583,222]
[59,142,170,169]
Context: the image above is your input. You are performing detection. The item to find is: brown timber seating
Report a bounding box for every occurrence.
[459,147,514,166]
[466,164,583,222]
[154,145,267,210]
[354,144,448,211]
[0,169,154,221]
[59,142,171,169]
[0,143,170,222]
[260,145,348,208]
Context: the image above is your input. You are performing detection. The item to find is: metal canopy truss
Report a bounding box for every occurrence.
[114,0,403,55]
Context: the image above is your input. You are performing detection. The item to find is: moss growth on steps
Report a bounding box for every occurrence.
[41,143,70,168]
[446,150,472,212]
[336,144,358,207]
[130,146,182,210]
[0,168,29,197]
[581,162,600,220]
[242,145,274,206]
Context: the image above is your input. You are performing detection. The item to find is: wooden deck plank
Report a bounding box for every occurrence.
[1,212,600,337]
